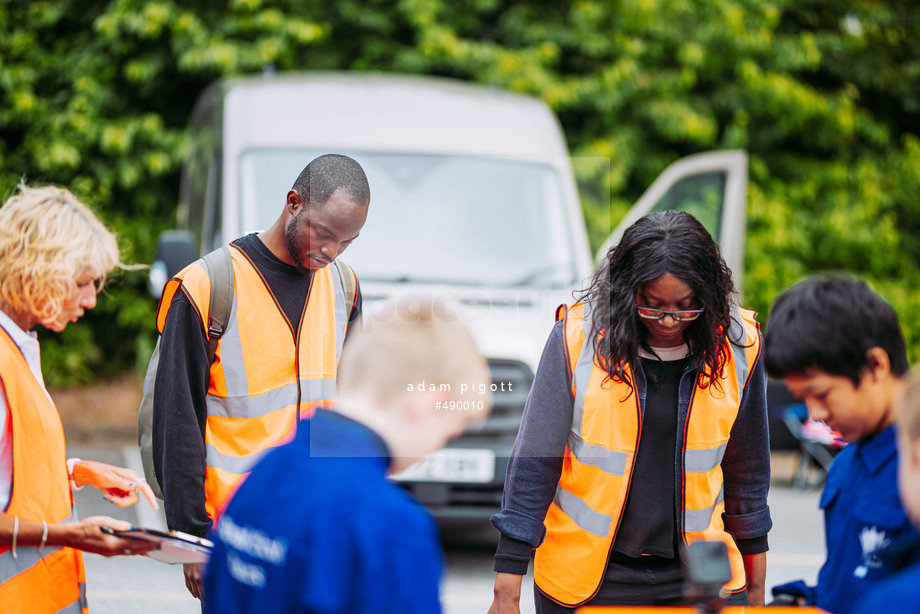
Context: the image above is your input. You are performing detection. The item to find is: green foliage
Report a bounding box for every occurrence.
[1,0,918,384]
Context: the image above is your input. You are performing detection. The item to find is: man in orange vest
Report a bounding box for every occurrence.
[151,154,370,602]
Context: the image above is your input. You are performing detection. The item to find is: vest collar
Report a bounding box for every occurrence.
[0,308,45,389]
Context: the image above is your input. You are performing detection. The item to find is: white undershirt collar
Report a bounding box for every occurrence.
[638,342,690,361]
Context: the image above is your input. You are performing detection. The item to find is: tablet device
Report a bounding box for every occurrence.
[107,527,214,565]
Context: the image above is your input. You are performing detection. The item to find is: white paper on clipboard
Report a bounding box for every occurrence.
[115,527,214,565]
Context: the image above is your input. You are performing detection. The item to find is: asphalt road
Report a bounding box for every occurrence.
[68,444,823,614]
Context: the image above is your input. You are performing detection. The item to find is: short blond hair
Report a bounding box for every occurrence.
[0,184,122,323]
[899,367,920,442]
[338,299,492,413]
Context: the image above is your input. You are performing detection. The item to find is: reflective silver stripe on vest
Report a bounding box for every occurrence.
[567,429,628,475]
[57,589,85,613]
[0,546,87,612]
[570,302,594,437]
[212,262,347,404]
[685,485,725,533]
[205,444,269,476]
[0,544,65,582]
[728,306,749,392]
[553,484,613,538]
[327,261,349,364]
[206,378,336,419]
[684,442,728,473]
[568,302,629,473]
[557,303,619,539]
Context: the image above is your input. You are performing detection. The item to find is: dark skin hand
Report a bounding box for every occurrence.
[184,562,206,603]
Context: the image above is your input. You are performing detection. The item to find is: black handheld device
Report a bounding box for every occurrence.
[683,539,734,614]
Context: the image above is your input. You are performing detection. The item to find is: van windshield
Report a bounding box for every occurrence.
[240,151,578,287]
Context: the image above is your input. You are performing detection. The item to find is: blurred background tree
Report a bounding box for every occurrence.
[0,0,917,385]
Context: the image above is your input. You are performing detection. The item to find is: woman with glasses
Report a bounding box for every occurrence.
[488,210,771,613]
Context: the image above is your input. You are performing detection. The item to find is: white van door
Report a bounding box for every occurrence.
[595,149,748,287]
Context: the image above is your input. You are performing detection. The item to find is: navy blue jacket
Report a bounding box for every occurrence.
[774,424,920,614]
[852,562,920,613]
[204,409,443,614]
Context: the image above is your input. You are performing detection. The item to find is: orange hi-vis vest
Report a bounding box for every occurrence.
[0,325,87,614]
[156,245,354,522]
[535,302,762,606]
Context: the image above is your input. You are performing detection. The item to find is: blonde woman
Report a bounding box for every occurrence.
[0,184,159,614]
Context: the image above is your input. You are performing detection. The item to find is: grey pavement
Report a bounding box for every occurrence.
[68,445,823,613]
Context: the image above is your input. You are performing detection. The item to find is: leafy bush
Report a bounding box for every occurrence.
[1,0,917,385]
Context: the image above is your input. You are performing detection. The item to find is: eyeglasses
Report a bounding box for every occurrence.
[635,306,705,322]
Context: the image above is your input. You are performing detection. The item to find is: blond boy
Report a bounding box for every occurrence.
[203,300,491,613]
[853,369,920,611]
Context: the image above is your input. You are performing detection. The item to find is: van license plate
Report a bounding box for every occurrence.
[392,448,495,483]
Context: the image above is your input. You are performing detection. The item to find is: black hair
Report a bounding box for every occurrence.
[579,210,737,390]
[764,274,908,385]
[291,154,370,209]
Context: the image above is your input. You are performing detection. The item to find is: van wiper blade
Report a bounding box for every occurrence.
[504,263,576,287]
[362,275,485,286]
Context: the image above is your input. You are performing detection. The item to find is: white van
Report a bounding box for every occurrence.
[151,71,748,520]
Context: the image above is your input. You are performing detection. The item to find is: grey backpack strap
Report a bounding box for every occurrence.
[333,258,357,320]
[138,245,235,501]
[137,338,164,499]
[202,246,235,364]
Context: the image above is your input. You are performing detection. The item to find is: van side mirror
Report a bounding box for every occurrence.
[148,230,198,297]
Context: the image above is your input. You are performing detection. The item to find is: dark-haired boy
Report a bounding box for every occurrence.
[764,275,920,614]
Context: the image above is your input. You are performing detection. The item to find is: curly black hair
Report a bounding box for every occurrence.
[579,210,738,390]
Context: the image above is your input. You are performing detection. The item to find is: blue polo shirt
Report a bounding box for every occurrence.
[774,424,920,614]
[852,563,920,612]
[204,409,444,614]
